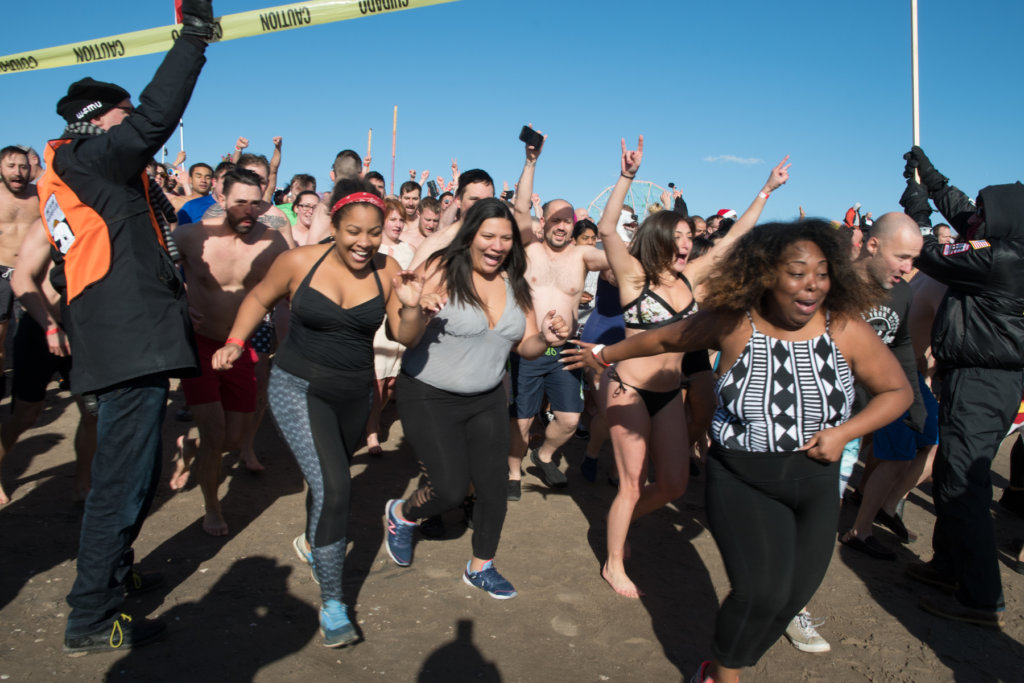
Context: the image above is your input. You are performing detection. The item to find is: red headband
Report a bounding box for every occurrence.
[330,192,386,216]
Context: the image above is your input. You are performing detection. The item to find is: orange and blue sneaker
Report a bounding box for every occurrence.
[384,499,415,567]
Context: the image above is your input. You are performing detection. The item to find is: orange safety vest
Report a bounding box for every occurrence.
[38,138,167,303]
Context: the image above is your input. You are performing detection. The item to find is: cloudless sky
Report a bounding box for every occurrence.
[1,0,1021,223]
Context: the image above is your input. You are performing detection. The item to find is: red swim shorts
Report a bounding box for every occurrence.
[181,332,258,412]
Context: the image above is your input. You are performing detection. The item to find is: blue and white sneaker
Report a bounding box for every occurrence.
[319,599,358,648]
[292,534,319,584]
[463,560,518,599]
[384,499,415,567]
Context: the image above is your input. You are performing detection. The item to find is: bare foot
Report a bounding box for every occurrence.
[170,435,195,490]
[0,484,9,505]
[366,434,383,456]
[203,511,229,537]
[602,563,644,598]
[240,449,265,473]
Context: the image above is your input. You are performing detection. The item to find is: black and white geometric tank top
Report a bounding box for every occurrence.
[710,311,855,453]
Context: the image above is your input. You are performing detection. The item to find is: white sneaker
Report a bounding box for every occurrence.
[785,610,831,653]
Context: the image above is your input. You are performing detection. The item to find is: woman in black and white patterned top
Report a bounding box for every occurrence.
[565,220,911,683]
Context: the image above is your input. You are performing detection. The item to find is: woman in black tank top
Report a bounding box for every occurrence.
[211,179,428,648]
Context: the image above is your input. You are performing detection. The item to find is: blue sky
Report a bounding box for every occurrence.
[1,0,1021,223]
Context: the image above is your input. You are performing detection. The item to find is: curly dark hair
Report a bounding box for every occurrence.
[700,219,882,319]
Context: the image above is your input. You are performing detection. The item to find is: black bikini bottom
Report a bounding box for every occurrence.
[608,369,681,417]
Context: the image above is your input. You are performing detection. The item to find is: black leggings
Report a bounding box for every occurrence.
[398,373,509,560]
[705,444,840,669]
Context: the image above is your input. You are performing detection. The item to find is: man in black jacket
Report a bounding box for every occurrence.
[39,3,217,653]
[900,146,1024,628]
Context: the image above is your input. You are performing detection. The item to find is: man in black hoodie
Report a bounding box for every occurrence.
[39,2,217,654]
[900,147,1024,628]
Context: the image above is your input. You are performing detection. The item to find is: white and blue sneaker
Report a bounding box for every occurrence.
[319,599,358,648]
[463,560,517,600]
[292,534,319,584]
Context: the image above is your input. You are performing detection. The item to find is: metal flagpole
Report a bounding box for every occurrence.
[911,0,920,147]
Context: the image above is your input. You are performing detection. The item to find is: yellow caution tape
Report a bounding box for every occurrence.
[0,0,457,75]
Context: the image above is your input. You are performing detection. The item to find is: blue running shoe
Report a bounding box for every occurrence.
[320,600,358,648]
[463,561,518,600]
[384,499,415,567]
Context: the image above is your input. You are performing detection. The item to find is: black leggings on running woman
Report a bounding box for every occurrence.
[705,444,840,669]
[268,364,372,604]
[398,373,509,560]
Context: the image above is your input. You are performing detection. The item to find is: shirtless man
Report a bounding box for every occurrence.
[0,219,97,504]
[509,196,609,494]
[410,169,501,269]
[399,180,421,233]
[401,196,441,250]
[170,169,289,536]
[0,146,40,387]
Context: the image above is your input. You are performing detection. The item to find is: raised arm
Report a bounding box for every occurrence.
[512,128,545,245]
[596,136,646,291]
[231,136,248,164]
[685,155,790,286]
[265,136,282,203]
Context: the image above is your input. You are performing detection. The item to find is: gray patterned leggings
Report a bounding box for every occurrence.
[268,364,372,603]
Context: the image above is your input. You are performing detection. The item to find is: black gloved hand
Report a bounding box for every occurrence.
[899,178,932,232]
[903,146,948,196]
[180,0,217,41]
[903,400,927,434]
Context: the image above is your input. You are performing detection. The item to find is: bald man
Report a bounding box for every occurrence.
[839,212,928,561]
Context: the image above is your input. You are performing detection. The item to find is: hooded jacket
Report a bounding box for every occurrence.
[914,182,1024,370]
[36,36,206,394]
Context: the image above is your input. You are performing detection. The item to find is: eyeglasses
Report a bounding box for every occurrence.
[296,203,318,211]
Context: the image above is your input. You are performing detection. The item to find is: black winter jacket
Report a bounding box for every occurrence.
[38,36,206,393]
[915,182,1024,370]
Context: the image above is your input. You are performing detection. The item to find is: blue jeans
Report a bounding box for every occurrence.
[65,374,169,637]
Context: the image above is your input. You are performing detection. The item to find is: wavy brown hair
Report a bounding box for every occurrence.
[628,210,689,284]
[700,220,882,319]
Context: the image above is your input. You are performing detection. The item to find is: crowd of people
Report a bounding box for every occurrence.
[0,1,1021,678]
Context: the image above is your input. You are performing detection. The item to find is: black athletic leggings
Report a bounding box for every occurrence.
[705,444,840,669]
[398,373,509,560]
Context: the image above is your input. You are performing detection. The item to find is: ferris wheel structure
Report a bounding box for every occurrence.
[585,179,668,224]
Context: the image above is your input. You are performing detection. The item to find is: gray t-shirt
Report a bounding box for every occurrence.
[401,277,526,394]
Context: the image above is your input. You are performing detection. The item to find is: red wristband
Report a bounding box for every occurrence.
[225,337,246,348]
[46,326,61,336]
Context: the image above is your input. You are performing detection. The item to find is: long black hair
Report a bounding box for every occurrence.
[430,197,532,311]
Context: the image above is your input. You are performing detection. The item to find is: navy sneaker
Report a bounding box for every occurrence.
[384,499,415,567]
[320,599,358,647]
[463,561,517,600]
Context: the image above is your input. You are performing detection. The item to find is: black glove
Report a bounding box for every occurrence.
[903,146,948,196]
[903,399,927,433]
[900,178,932,231]
[180,0,217,41]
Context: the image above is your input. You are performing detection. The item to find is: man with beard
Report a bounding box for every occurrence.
[508,197,609,494]
[168,169,288,536]
[0,146,39,385]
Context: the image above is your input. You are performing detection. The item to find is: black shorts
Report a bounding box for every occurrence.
[13,315,72,402]
[0,266,14,323]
